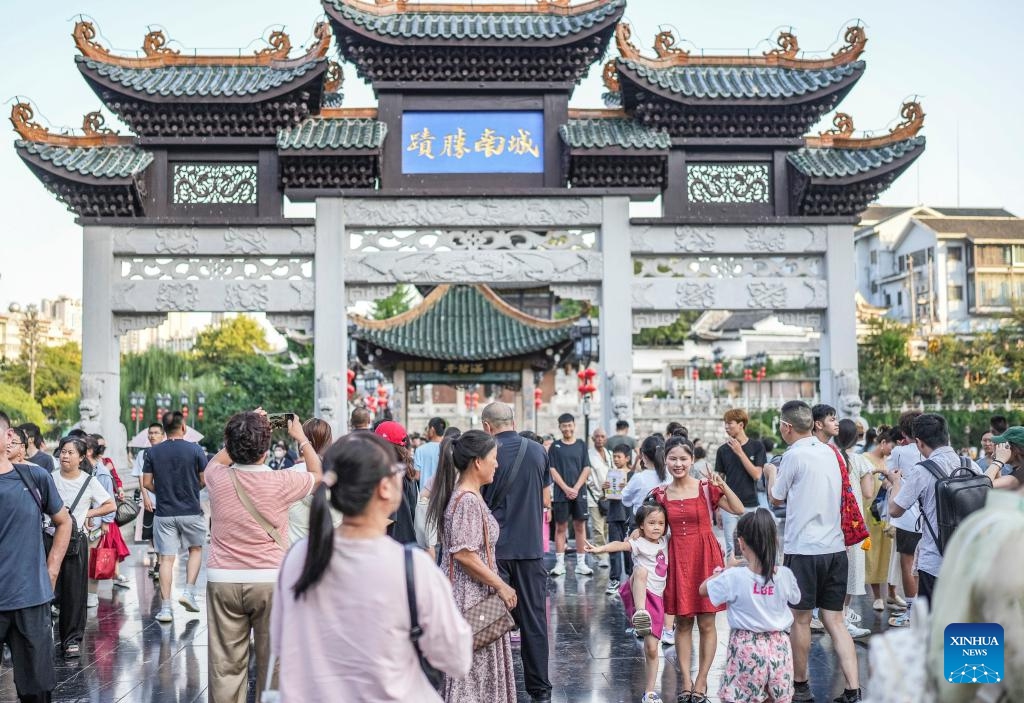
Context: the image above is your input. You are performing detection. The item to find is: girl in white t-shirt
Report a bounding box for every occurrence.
[586,502,669,703]
[700,508,801,703]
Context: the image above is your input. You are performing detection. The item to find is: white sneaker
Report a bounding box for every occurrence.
[810,616,824,631]
[660,629,674,647]
[845,608,862,624]
[155,606,173,623]
[549,561,566,577]
[606,579,620,595]
[86,593,99,608]
[846,621,871,639]
[178,591,200,613]
[872,598,885,611]
[575,561,594,576]
[641,693,664,703]
[631,609,652,637]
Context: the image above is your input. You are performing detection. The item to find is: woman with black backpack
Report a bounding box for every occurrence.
[47,436,115,657]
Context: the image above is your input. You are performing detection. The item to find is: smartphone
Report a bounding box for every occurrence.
[267,413,295,431]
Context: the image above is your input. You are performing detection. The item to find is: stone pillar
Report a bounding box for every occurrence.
[81,227,127,469]
[600,196,633,434]
[392,368,408,429]
[314,198,348,436]
[820,223,863,421]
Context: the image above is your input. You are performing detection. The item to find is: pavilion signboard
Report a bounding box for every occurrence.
[401,111,544,174]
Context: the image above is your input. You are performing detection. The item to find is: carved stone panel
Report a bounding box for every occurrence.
[110,280,315,313]
[631,278,829,311]
[109,226,314,256]
[632,312,680,334]
[346,285,397,305]
[630,225,828,255]
[687,163,770,204]
[119,257,312,281]
[339,197,604,228]
[113,314,168,336]
[348,228,597,253]
[172,163,258,205]
[267,314,314,334]
[633,256,823,279]
[346,251,603,284]
[777,312,825,330]
[550,284,601,306]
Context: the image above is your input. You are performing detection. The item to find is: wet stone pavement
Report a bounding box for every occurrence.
[1,542,879,703]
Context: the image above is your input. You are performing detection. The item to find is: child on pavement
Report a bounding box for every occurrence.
[586,502,670,703]
[700,508,801,703]
[602,444,634,594]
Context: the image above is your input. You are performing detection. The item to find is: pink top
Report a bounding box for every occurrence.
[272,536,473,703]
[205,461,314,582]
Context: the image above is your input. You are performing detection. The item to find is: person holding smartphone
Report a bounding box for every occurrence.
[986,428,1024,489]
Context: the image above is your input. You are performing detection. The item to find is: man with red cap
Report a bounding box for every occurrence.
[374,421,419,545]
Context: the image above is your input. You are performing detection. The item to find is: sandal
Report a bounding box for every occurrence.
[676,692,692,703]
[689,690,709,703]
[64,643,81,657]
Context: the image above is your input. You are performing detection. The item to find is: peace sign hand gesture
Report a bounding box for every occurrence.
[707,470,727,491]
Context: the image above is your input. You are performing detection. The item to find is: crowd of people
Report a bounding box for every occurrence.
[0,398,1020,703]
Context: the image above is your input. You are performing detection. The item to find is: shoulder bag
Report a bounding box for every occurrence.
[827,444,870,546]
[484,438,529,512]
[448,492,516,650]
[229,468,287,549]
[405,544,445,691]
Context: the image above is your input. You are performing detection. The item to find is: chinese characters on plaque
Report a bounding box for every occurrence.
[402,111,545,174]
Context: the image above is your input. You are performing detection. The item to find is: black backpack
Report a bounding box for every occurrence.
[917,456,991,555]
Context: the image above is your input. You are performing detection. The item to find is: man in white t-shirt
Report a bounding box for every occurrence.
[765,401,861,703]
[587,428,612,567]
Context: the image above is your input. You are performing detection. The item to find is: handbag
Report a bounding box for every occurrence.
[448,493,516,651]
[115,496,139,527]
[828,445,870,547]
[89,530,118,580]
[586,483,609,517]
[405,544,445,691]
[229,468,287,549]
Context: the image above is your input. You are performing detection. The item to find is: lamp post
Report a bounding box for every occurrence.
[180,391,190,425]
[129,391,147,433]
[743,357,754,408]
[571,317,598,448]
[712,346,725,403]
[196,392,206,423]
[154,393,171,422]
[362,369,384,420]
[690,355,700,398]
[755,352,768,409]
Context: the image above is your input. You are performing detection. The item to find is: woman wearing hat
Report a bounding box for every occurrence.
[375,421,420,545]
[986,426,1024,489]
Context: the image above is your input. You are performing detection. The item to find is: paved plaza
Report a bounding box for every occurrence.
[1,536,876,703]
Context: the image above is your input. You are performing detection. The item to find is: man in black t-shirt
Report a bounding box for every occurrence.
[715,408,766,559]
[17,423,55,472]
[481,403,553,703]
[547,413,592,577]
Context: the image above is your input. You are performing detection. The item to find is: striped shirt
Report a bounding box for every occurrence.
[205,461,314,583]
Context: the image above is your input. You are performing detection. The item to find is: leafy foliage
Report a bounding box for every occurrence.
[371,285,414,320]
[1,342,82,431]
[0,384,47,426]
[192,316,270,369]
[633,312,701,346]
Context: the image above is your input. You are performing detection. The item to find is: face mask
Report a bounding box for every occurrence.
[274,449,285,459]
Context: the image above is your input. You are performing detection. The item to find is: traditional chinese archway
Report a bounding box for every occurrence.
[12,0,925,459]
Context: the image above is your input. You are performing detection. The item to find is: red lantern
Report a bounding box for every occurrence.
[691,368,699,381]
[533,387,542,409]
[744,368,753,382]
[758,367,766,382]
[366,396,378,412]
[182,406,189,419]
[130,407,137,421]
[584,367,596,380]
[714,362,723,378]
[197,406,204,420]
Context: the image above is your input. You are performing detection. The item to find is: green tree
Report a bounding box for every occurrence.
[1,342,82,428]
[633,312,700,346]
[371,285,414,320]
[0,385,47,426]
[192,316,271,368]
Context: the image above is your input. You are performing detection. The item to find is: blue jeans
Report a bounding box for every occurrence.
[722,505,759,560]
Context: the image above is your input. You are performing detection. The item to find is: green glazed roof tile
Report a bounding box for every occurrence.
[353,285,574,361]
[560,118,670,150]
[619,59,863,100]
[277,117,387,150]
[326,0,624,41]
[788,136,925,178]
[77,56,323,98]
[16,140,153,179]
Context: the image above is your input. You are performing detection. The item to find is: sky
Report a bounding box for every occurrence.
[2,0,1022,309]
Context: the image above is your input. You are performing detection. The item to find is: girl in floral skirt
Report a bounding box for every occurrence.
[700,508,801,703]
[585,502,669,703]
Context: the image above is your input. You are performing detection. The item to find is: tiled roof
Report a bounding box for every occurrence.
[325,0,624,41]
[788,137,925,178]
[76,57,324,98]
[915,217,1024,240]
[930,207,1016,218]
[16,140,153,179]
[352,284,575,361]
[322,92,346,108]
[618,59,863,100]
[277,117,387,150]
[560,118,670,150]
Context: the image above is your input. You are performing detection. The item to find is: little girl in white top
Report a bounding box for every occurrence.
[700,508,801,703]
[586,502,670,703]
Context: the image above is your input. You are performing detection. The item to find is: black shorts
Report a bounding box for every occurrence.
[552,498,588,523]
[784,551,848,612]
[0,602,56,697]
[895,528,922,556]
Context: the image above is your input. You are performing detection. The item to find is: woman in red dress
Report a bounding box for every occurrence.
[652,435,745,703]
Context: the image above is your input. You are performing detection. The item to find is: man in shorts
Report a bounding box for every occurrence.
[884,411,922,626]
[765,401,861,703]
[142,411,209,623]
[548,413,592,577]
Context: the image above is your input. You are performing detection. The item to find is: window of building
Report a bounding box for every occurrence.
[948,285,964,302]
[947,246,962,262]
[885,293,892,307]
[897,291,903,306]
[870,250,878,265]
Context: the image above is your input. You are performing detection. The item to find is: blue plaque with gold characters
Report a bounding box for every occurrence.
[401,111,544,174]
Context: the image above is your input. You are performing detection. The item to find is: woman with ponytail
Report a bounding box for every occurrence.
[621,434,671,509]
[272,432,472,702]
[425,429,517,703]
